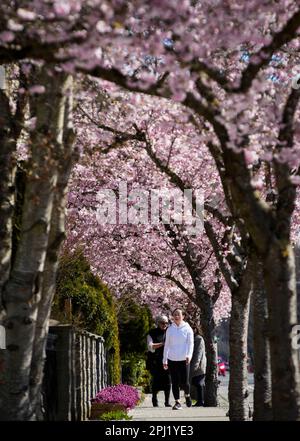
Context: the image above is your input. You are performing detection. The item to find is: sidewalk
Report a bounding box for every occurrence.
[129,374,254,421]
[129,391,229,421]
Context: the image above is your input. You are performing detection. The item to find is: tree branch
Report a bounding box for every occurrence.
[204,220,237,291]
[233,10,300,93]
[131,260,195,302]
[274,87,300,232]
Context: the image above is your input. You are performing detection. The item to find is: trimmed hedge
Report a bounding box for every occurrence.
[52,248,121,384]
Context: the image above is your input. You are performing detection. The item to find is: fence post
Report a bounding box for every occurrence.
[75,333,82,421]
[44,326,108,420]
[0,66,6,90]
[70,328,77,421]
[0,325,5,350]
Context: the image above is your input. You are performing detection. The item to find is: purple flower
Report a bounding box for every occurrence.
[91,384,140,410]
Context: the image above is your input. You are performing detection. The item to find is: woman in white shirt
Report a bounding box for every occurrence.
[163,308,194,410]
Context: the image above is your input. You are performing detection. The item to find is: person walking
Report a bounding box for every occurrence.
[146,315,171,407]
[163,308,194,410]
[190,324,207,406]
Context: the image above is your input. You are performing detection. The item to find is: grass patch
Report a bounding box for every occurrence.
[99,410,132,421]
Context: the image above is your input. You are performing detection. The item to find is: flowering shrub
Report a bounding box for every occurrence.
[91,384,140,410]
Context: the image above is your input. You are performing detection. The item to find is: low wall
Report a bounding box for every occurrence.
[43,325,107,421]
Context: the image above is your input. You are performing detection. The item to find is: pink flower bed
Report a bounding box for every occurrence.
[91,384,140,410]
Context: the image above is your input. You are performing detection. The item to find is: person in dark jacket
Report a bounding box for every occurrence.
[146,315,171,407]
[189,324,207,406]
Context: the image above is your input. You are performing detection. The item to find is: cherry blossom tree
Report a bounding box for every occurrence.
[75,4,300,420]
[0,0,300,421]
[71,80,267,418]
[65,88,233,404]
[0,64,76,420]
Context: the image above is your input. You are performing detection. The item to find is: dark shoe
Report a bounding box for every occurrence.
[165,403,172,407]
[152,397,158,407]
[172,402,182,410]
[185,396,192,407]
[193,401,204,407]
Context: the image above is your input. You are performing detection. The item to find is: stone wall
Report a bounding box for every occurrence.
[43,325,107,421]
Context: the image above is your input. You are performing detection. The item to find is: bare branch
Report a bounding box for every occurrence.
[274,87,300,229]
[233,10,300,93]
[131,260,195,301]
[205,220,237,291]
[212,268,222,304]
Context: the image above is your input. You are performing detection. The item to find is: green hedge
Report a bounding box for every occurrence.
[121,353,151,392]
[118,295,153,355]
[117,295,153,391]
[52,248,121,384]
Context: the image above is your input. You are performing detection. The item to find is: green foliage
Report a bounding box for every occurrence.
[121,354,151,392]
[99,410,132,421]
[117,294,153,355]
[117,295,153,391]
[138,390,146,404]
[52,248,121,384]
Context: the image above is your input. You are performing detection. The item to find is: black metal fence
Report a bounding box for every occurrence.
[43,325,107,421]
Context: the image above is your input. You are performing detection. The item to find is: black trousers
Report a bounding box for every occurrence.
[192,374,205,405]
[168,359,190,401]
[152,386,171,405]
[151,364,171,405]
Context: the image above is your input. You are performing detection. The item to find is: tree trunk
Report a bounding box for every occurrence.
[220,136,300,420]
[200,299,219,407]
[263,241,300,420]
[252,258,272,420]
[29,77,75,420]
[228,255,253,421]
[228,292,251,420]
[0,68,72,420]
[0,78,16,413]
[0,89,15,298]
[0,66,27,409]
[0,65,26,300]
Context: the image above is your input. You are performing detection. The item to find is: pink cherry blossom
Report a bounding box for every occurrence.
[17,8,37,21]
[29,85,46,95]
[0,31,15,43]
[54,1,71,17]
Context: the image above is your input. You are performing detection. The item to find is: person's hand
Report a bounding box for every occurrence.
[186,357,190,365]
[163,363,168,370]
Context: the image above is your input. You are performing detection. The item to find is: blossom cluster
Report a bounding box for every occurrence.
[91,384,140,410]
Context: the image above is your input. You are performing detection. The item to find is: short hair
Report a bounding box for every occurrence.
[155,314,169,325]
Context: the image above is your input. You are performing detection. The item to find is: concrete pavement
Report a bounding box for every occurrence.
[129,392,229,421]
[129,374,254,421]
